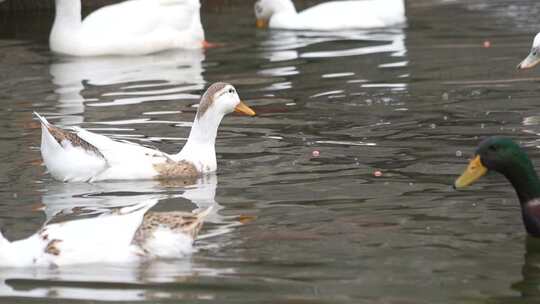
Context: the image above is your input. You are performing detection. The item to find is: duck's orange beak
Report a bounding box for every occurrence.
[454,155,487,188]
[256,19,269,28]
[235,101,256,116]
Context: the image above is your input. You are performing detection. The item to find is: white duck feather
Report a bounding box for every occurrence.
[254,0,406,30]
[50,0,206,56]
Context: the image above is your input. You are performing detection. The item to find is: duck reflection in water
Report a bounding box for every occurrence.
[509,238,540,301]
[258,28,407,94]
[49,49,205,125]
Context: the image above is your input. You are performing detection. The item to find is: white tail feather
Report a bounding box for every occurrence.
[33,111,49,126]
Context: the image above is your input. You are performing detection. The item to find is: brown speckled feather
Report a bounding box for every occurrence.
[196,82,229,119]
[46,124,105,159]
[132,208,210,246]
[153,159,200,179]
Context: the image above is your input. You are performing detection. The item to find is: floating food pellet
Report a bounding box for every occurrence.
[238,215,257,224]
[441,92,449,100]
[374,170,383,177]
[456,150,462,157]
[483,40,491,48]
[312,150,320,157]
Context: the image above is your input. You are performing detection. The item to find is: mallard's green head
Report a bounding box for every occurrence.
[455,137,540,236]
[455,137,533,188]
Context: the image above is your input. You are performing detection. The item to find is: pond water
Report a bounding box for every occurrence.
[2,0,540,302]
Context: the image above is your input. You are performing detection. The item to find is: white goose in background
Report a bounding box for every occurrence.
[35,82,256,182]
[0,198,212,267]
[254,0,406,31]
[517,32,540,69]
[50,0,207,56]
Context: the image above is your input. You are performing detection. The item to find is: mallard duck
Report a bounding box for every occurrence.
[0,201,211,267]
[254,0,405,30]
[455,137,540,236]
[517,33,540,69]
[36,82,256,182]
[50,0,208,56]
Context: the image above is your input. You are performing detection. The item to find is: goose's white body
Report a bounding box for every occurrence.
[50,0,205,56]
[0,201,210,267]
[36,83,255,182]
[255,0,406,31]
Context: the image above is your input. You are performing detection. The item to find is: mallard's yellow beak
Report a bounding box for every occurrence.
[256,19,269,28]
[234,101,256,116]
[454,155,488,188]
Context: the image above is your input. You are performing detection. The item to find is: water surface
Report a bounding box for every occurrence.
[2,0,540,302]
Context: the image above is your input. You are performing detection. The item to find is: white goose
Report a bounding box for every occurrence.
[50,0,207,56]
[518,32,540,69]
[0,200,212,267]
[254,0,406,30]
[36,82,256,182]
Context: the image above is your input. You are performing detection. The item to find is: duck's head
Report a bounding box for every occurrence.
[455,137,530,188]
[518,32,540,70]
[455,137,540,205]
[254,0,296,28]
[197,82,255,120]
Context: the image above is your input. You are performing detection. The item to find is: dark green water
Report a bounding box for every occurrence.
[2,0,540,302]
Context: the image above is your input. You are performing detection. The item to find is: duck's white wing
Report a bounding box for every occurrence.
[74,127,170,165]
[82,0,200,37]
[37,113,109,182]
[36,112,171,182]
[73,127,174,181]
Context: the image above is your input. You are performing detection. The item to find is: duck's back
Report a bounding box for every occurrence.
[273,0,405,30]
[82,0,200,37]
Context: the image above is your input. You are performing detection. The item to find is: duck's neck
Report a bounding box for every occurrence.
[53,0,82,28]
[175,109,225,172]
[503,157,540,236]
[503,158,540,205]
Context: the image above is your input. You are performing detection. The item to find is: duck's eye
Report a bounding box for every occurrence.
[255,3,263,14]
[229,88,235,94]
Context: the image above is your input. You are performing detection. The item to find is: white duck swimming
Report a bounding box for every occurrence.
[254,0,406,31]
[36,82,256,182]
[0,200,211,267]
[518,32,540,69]
[50,0,207,56]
